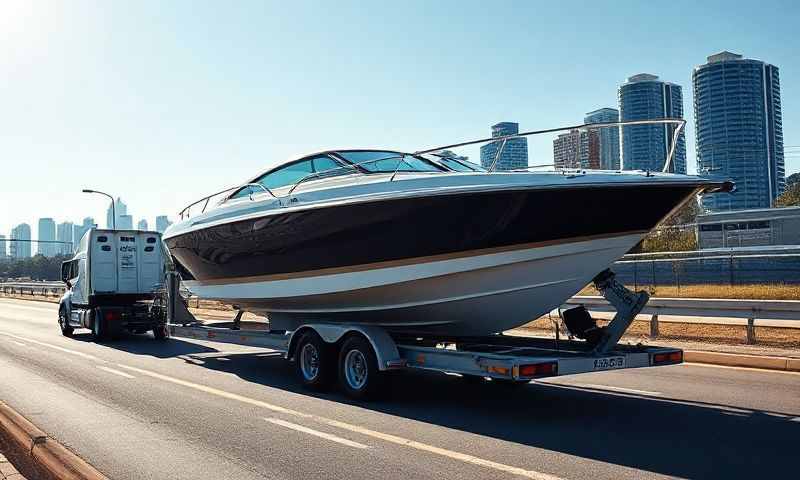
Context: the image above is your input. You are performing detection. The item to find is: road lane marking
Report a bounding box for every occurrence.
[265,418,369,449]
[115,363,563,480]
[7,340,27,346]
[0,332,101,361]
[96,365,136,379]
[565,383,662,396]
[317,417,563,480]
[683,362,800,376]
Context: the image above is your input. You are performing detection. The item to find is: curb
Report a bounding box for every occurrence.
[0,401,107,480]
[684,350,800,372]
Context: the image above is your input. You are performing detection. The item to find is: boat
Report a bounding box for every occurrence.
[163,120,733,335]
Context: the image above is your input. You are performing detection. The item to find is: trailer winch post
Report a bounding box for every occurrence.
[590,269,649,356]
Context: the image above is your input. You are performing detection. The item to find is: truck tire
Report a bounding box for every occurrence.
[338,336,383,400]
[153,325,168,341]
[92,309,107,341]
[295,331,335,391]
[58,307,73,338]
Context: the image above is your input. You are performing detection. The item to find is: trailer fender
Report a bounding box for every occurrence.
[288,324,403,371]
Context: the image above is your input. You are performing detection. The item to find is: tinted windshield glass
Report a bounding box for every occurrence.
[336,151,442,173]
[436,157,485,172]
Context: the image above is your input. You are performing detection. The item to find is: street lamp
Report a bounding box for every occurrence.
[82,189,116,230]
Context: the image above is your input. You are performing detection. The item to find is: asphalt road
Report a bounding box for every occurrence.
[0,298,798,480]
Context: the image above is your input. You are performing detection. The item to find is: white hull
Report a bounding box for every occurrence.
[184,233,644,335]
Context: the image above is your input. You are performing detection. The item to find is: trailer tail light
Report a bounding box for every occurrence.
[105,311,120,321]
[519,362,558,378]
[653,351,682,365]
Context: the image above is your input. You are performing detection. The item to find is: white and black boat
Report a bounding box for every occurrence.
[163,120,732,335]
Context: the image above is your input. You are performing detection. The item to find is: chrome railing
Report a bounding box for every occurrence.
[179,118,686,219]
[414,117,686,173]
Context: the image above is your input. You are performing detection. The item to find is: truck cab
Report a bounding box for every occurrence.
[58,228,168,341]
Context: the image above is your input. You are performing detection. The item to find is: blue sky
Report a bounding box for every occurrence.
[1,0,798,243]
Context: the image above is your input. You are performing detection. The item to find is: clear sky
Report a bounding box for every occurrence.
[1,0,799,244]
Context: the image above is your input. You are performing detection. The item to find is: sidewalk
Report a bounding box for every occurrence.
[0,453,26,480]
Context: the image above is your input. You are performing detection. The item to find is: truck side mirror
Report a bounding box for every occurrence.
[61,262,71,283]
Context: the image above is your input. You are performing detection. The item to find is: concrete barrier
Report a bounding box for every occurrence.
[0,401,107,480]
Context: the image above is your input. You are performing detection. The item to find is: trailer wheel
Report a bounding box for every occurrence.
[338,336,383,400]
[295,331,334,391]
[92,309,107,341]
[58,307,73,338]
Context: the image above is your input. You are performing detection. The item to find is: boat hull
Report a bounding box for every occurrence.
[167,181,701,335]
[183,232,645,335]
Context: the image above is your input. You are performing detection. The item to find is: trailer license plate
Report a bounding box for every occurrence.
[593,356,625,371]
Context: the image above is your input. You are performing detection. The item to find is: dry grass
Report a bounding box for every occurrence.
[579,283,800,300]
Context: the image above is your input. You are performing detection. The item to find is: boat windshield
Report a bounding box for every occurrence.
[434,156,486,172]
[336,150,443,173]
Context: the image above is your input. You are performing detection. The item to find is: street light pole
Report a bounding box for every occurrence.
[82,189,116,229]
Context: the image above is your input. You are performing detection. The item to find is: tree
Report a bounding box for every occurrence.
[631,198,700,253]
[775,181,800,207]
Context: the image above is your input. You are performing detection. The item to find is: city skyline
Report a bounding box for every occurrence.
[0,1,798,233]
[1,205,173,258]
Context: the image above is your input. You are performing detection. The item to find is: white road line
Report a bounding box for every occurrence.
[96,365,136,379]
[8,340,26,347]
[115,363,563,480]
[265,418,369,449]
[567,383,662,396]
[0,332,101,361]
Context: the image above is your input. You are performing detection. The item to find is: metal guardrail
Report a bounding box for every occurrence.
[0,282,65,298]
[565,295,800,344]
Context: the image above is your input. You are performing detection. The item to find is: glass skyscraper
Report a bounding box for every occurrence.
[38,218,57,257]
[584,108,620,170]
[479,122,528,171]
[693,51,785,211]
[10,224,31,259]
[618,74,686,174]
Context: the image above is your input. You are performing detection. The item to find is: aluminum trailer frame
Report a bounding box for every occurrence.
[163,270,683,397]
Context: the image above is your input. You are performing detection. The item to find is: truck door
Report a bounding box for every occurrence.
[90,233,117,293]
[116,233,139,293]
[138,232,163,292]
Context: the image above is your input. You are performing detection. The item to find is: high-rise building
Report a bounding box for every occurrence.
[106,197,128,229]
[553,129,600,169]
[72,217,95,250]
[155,215,172,233]
[0,235,7,260]
[37,218,57,257]
[584,108,620,170]
[618,74,686,174]
[10,224,31,259]
[694,51,785,211]
[56,221,74,255]
[118,215,133,230]
[137,219,149,231]
[479,122,528,171]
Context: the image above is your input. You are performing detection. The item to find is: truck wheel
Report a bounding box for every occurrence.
[153,325,168,341]
[295,331,334,391]
[58,308,73,338]
[92,310,107,341]
[338,336,383,400]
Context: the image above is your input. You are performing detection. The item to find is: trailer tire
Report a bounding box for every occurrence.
[338,336,383,400]
[58,307,73,337]
[295,331,335,391]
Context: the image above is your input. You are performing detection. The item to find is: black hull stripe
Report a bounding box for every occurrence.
[166,184,698,282]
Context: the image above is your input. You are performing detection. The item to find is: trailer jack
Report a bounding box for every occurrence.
[588,269,649,356]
